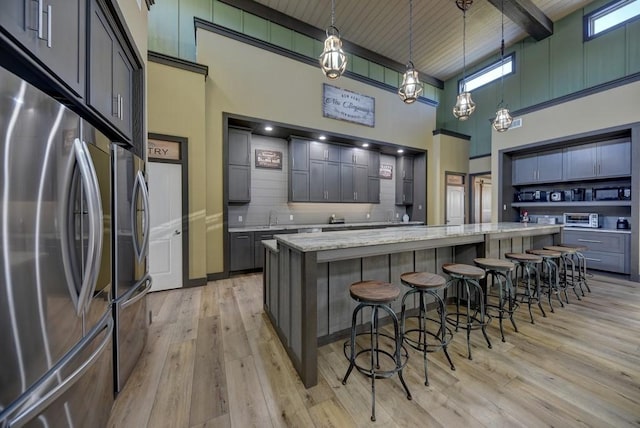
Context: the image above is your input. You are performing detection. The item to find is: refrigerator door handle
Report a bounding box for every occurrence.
[121,274,152,310]
[5,314,113,428]
[74,138,104,315]
[132,170,150,262]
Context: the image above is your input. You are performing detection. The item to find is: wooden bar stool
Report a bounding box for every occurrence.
[504,253,546,323]
[558,243,591,294]
[526,249,565,311]
[544,245,582,302]
[442,263,492,360]
[400,272,455,386]
[474,258,517,342]
[342,280,412,421]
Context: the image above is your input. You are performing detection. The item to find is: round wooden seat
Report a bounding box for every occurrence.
[400,271,446,289]
[350,280,399,303]
[474,258,515,271]
[558,243,588,252]
[442,263,485,279]
[527,249,561,258]
[505,253,542,263]
[544,245,577,254]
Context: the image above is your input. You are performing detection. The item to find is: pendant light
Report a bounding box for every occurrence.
[398,0,423,103]
[453,0,476,121]
[493,0,513,132]
[319,0,347,79]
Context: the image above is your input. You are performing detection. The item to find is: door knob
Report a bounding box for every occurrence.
[174,230,181,235]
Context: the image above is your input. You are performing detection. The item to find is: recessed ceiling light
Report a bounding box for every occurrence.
[362,143,369,148]
[264,125,273,131]
[319,135,327,140]
[397,149,404,153]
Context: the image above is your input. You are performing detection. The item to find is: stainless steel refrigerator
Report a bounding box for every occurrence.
[0,66,114,426]
[112,144,151,393]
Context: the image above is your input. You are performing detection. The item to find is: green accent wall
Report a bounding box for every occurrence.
[147,0,441,104]
[437,0,640,157]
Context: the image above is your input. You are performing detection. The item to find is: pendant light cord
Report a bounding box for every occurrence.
[462,8,467,91]
[331,0,336,27]
[499,0,505,105]
[409,0,413,63]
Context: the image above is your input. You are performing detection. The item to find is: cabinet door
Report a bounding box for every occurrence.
[402,180,413,205]
[34,0,85,97]
[229,232,253,271]
[368,151,380,177]
[309,160,325,201]
[563,143,597,180]
[326,144,341,162]
[0,1,36,49]
[353,148,368,166]
[340,147,354,164]
[290,139,308,171]
[597,140,630,178]
[112,46,132,138]
[354,165,368,202]
[325,161,341,202]
[399,156,414,180]
[290,170,309,201]
[536,149,563,183]
[512,154,538,184]
[368,178,380,203]
[309,142,327,160]
[88,4,115,124]
[229,128,251,166]
[340,163,355,201]
[228,165,250,203]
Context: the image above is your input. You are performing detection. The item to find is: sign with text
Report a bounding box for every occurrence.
[255,149,282,169]
[379,163,393,179]
[148,138,180,160]
[322,84,375,127]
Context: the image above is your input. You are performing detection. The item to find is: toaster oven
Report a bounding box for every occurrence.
[563,213,600,228]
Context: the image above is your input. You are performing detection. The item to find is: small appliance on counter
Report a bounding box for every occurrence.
[617,217,630,230]
[515,190,547,202]
[571,188,586,201]
[549,190,566,202]
[563,212,600,228]
[537,216,557,224]
[593,186,631,201]
[329,214,345,224]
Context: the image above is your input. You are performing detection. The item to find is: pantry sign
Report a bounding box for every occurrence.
[148,138,180,161]
[322,84,375,127]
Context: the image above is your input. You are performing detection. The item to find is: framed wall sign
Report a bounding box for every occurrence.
[255,149,282,169]
[379,163,393,179]
[322,83,375,127]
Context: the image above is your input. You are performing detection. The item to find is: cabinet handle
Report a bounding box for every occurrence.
[237,236,250,240]
[47,4,52,48]
[598,163,601,175]
[38,0,44,39]
[578,239,601,243]
[584,257,601,262]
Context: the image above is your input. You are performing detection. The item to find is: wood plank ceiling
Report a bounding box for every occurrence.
[249,0,598,82]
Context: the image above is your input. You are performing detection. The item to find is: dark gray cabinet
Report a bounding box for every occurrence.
[229,128,251,166]
[0,0,85,97]
[368,177,380,203]
[290,170,309,201]
[310,160,341,201]
[367,151,380,204]
[512,149,563,185]
[229,232,254,271]
[368,151,380,177]
[563,140,631,180]
[290,138,309,171]
[340,147,369,166]
[562,229,630,274]
[228,128,251,203]
[309,142,341,162]
[341,164,368,202]
[88,0,133,139]
[396,156,414,205]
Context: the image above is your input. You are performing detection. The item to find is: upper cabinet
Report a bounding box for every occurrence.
[228,128,251,203]
[563,139,631,180]
[309,142,341,162]
[0,0,86,97]
[341,147,369,166]
[228,128,251,166]
[512,149,563,185]
[88,0,133,140]
[395,156,414,205]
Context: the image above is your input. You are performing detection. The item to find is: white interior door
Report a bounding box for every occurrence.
[481,181,492,223]
[148,162,182,291]
[446,185,465,225]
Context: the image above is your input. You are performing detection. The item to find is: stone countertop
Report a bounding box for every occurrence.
[274,222,563,252]
[229,221,424,233]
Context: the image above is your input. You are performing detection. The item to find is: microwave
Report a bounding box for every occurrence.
[514,190,547,202]
[563,213,600,228]
[593,186,631,201]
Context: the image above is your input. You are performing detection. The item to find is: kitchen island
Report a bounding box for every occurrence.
[262,222,562,387]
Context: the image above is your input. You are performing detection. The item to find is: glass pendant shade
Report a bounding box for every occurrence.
[398,63,423,103]
[319,26,347,79]
[493,107,513,132]
[453,91,476,120]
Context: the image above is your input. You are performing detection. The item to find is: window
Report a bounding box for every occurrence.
[585,0,640,40]
[458,53,514,93]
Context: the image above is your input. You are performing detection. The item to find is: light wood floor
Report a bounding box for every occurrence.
[107,273,640,427]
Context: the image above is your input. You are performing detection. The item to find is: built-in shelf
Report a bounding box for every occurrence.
[512,201,632,208]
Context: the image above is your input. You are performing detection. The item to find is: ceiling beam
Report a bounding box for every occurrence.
[487,0,553,41]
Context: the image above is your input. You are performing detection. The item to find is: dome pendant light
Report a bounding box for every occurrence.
[493,0,513,132]
[398,0,423,104]
[453,0,476,121]
[319,0,347,79]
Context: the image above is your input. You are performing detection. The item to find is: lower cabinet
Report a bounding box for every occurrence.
[562,229,630,274]
[229,232,253,271]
